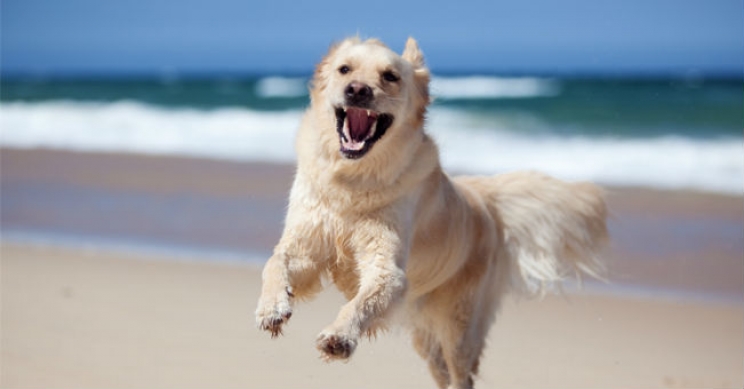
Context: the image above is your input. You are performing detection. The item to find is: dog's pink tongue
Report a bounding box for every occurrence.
[347,108,374,141]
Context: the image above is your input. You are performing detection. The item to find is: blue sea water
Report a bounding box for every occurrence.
[2,75,742,194]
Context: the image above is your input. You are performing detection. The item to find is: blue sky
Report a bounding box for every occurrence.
[2,0,743,76]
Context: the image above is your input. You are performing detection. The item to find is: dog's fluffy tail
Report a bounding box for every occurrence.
[480,171,609,296]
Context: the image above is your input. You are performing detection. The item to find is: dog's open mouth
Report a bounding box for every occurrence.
[335,107,393,159]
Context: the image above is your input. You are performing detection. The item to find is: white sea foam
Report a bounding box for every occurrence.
[428,109,743,194]
[255,77,308,98]
[0,100,301,162]
[1,101,741,194]
[430,76,561,99]
[251,76,560,99]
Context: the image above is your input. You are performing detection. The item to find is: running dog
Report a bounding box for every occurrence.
[255,37,608,389]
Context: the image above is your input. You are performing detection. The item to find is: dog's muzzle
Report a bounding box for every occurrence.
[335,106,393,160]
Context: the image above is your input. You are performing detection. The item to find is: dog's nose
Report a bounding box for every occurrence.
[344,82,373,105]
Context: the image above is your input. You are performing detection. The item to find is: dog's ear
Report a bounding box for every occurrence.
[402,37,430,116]
[402,37,425,69]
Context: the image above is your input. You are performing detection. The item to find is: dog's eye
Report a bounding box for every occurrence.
[338,65,350,75]
[382,71,399,82]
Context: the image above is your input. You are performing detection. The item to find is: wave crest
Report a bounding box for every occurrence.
[254,77,308,98]
[430,76,561,99]
[250,76,561,100]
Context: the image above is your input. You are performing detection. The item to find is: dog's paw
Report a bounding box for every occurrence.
[255,291,293,338]
[316,330,358,361]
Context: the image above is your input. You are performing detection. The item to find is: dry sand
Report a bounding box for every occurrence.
[2,243,742,389]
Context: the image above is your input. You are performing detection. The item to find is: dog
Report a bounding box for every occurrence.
[255,37,608,389]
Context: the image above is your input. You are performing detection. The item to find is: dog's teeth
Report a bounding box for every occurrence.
[366,110,371,116]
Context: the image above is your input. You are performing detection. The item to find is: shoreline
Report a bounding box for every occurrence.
[2,146,742,198]
[2,237,741,308]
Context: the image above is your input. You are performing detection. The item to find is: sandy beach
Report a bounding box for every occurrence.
[2,243,742,388]
[1,148,743,388]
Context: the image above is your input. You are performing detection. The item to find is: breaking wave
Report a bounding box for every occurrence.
[1,100,740,194]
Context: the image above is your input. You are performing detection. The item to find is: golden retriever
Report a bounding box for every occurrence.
[255,37,608,389]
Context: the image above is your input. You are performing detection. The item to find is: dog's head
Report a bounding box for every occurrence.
[311,37,430,160]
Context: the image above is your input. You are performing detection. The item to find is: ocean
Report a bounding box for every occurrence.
[1,75,742,194]
[2,75,743,304]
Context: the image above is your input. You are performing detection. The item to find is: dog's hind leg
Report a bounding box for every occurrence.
[412,329,450,389]
[438,296,494,389]
[440,330,478,388]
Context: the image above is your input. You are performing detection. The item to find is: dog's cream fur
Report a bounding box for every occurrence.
[255,37,608,389]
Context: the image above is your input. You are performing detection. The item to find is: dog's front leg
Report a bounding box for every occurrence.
[255,251,294,337]
[316,223,408,361]
[256,240,326,337]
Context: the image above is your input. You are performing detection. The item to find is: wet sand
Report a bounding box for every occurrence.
[2,148,742,301]
[1,148,743,387]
